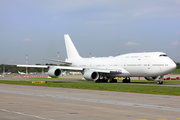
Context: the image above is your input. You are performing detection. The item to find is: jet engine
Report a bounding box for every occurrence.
[144,77,159,81]
[84,70,99,81]
[48,67,62,77]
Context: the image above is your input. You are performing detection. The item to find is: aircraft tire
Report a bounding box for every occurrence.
[160,81,163,84]
[95,80,100,83]
[122,79,126,83]
[123,79,128,83]
[157,80,163,84]
[109,79,117,83]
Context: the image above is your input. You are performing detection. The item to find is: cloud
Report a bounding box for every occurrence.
[175,31,180,35]
[23,39,33,42]
[158,41,179,49]
[171,41,179,46]
[125,42,139,46]
[133,11,147,17]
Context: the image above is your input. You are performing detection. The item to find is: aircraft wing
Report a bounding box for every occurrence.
[17,65,83,70]
[17,65,129,74]
[17,65,48,68]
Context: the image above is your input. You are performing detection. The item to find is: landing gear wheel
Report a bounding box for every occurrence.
[157,80,163,84]
[123,77,131,83]
[95,78,108,83]
[101,79,108,83]
[122,79,127,83]
[95,79,100,83]
[109,78,117,83]
[114,79,117,83]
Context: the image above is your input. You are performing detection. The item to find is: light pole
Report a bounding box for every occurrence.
[26,54,28,75]
[58,52,59,66]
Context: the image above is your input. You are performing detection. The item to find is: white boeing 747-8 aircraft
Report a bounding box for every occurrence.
[17,34,176,84]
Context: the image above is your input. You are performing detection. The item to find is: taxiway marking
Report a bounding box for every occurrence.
[1,89,180,112]
[0,109,54,120]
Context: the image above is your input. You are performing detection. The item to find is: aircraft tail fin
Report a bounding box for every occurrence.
[64,34,81,59]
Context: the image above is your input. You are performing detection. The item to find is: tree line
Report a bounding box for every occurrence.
[177,62,180,69]
[0,64,63,74]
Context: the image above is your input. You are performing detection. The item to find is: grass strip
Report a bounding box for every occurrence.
[0,80,180,96]
[29,78,180,84]
[130,80,180,84]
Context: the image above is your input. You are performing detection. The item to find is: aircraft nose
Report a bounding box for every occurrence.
[169,61,176,72]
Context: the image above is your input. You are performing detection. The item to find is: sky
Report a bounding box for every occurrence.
[0,0,180,65]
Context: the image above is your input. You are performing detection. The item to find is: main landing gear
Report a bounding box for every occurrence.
[95,77,131,83]
[95,78,108,83]
[122,77,131,83]
[95,77,117,83]
[109,78,117,83]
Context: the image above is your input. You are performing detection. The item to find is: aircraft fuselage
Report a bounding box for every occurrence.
[68,52,176,77]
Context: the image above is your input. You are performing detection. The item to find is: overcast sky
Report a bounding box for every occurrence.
[0,0,180,64]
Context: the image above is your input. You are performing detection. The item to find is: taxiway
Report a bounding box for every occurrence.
[0,84,180,120]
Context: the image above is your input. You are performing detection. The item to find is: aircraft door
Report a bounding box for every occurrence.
[124,62,126,69]
[137,56,144,75]
[147,62,151,69]
[145,61,151,75]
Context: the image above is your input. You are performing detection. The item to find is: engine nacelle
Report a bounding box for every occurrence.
[145,77,158,81]
[48,67,62,77]
[84,70,99,81]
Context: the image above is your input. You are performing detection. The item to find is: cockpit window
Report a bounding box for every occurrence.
[159,54,167,57]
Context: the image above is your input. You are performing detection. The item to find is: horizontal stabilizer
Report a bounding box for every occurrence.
[43,58,72,64]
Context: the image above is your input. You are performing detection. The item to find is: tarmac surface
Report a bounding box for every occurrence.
[1,75,180,87]
[0,83,180,120]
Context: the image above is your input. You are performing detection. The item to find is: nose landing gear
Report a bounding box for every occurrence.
[156,76,163,84]
[157,80,163,84]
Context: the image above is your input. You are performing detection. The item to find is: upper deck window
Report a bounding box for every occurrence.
[159,54,167,57]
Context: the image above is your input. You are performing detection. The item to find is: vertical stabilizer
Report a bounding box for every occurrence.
[64,34,81,59]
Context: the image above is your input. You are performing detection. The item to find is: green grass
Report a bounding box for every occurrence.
[130,80,180,84]
[0,80,180,96]
[30,77,86,80]
[171,69,180,74]
[28,78,180,84]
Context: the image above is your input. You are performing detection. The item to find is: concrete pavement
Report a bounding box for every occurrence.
[0,84,180,120]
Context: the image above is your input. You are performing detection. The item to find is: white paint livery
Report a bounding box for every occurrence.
[17,34,176,84]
